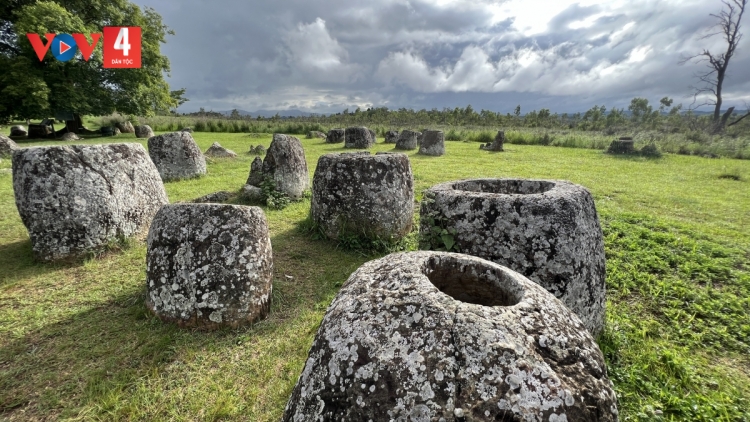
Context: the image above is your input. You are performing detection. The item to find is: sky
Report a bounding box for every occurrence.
[133,0,750,114]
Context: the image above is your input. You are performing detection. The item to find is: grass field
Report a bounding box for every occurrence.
[1,132,749,421]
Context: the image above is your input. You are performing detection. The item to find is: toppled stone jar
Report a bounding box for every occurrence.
[283,251,618,422]
[12,143,168,262]
[311,152,414,241]
[420,178,606,336]
[145,203,273,329]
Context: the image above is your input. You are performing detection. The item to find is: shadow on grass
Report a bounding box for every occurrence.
[0,239,87,287]
[0,225,369,420]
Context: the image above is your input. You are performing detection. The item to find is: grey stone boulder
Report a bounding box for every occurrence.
[368,128,377,142]
[12,143,168,262]
[10,125,27,137]
[248,134,309,199]
[116,121,135,134]
[326,128,345,144]
[59,132,80,141]
[418,130,445,156]
[248,145,266,155]
[481,131,505,151]
[241,184,264,202]
[282,251,619,422]
[246,156,264,186]
[311,152,414,241]
[344,127,375,149]
[204,142,237,158]
[308,130,326,139]
[181,127,193,133]
[134,125,155,139]
[147,131,207,181]
[145,204,273,329]
[395,130,420,150]
[113,127,121,136]
[192,190,233,203]
[384,130,399,144]
[0,135,19,158]
[420,178,606,336]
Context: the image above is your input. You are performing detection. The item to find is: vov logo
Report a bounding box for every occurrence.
[26,26,141,68]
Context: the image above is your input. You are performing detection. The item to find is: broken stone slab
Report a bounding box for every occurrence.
[145,203,273,330]
[204,142,237,158]
[0,135,19,158]
[481,130,505,151]
[246,156,264,186]
[134,125,155,139]
[116,121,135,134]
[12,143,168,262]
[344,127,375,149]
[282,251,619,421]
[326,128,345,144]
[420,178,606,336]
[147,131,207,181]
[59,132,80,141]
[249,133,309,199]
[395,130,420,150]
[248,145,266,155]
[311,152,414,241]
[418,130,445,156]
[384,130,399,144]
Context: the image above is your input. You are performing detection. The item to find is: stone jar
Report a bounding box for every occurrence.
[420,178,606,336]
[311,152,414,241]
[146,203,273,329]
[283,251,619,421]
[147,131,207,181]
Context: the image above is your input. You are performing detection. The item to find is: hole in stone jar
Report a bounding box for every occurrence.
[423,255,522,307]
[453,179,554,195]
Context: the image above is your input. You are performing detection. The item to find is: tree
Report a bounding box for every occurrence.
[0,0,177,122]
[681,0,748,131]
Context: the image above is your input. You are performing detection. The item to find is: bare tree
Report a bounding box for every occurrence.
[681,0,748,131]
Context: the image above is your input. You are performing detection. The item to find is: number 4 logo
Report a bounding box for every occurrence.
[103,26,141,68]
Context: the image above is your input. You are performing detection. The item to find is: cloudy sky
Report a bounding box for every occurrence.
[133,0,750,114]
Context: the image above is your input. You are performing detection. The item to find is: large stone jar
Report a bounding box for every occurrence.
[145,203,273,330]
[311,152,413,241]
[419,178,606,336]
[283,251,618,421]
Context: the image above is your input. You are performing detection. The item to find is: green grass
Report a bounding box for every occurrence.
[1,132,749,421]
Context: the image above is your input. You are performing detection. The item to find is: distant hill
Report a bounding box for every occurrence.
[218,109,321,118]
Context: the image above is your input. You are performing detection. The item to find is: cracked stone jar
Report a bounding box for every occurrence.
[282,251,618,421]
[145,203,273,329]
[419,178,606,337]
[311,152,414,242]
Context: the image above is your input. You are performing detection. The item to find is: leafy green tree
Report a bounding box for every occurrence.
[0,0,176,122]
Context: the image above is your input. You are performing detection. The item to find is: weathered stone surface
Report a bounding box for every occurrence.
[384,130,399,144]
[204,142,237,158]
[326,128,345,144]
[420,178,606,336]
[481,131,505,151]
[113,127,121,136]
[283,251,619,422]
[241,184,264,202]
[246,156,264,186]
[248,145,266,155]
[134,125,155,139]
[145,204,273,329]
[308,130,326,139]
[147,131,207,181]
[12,143,168,262]
[192,190,233,203]
[344,127,375,149]
[10,125,27,136]
[607,137,635,154]
[59,132,80,141]
[116,121,135,134]
[395,130,420,150]
[311,152,414,241]
[418,130,445,156]
[247,134,309,199]
[0,135,19,158]
[368,128,377,142]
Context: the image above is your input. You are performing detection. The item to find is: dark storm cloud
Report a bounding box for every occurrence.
[134,0,750,114]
